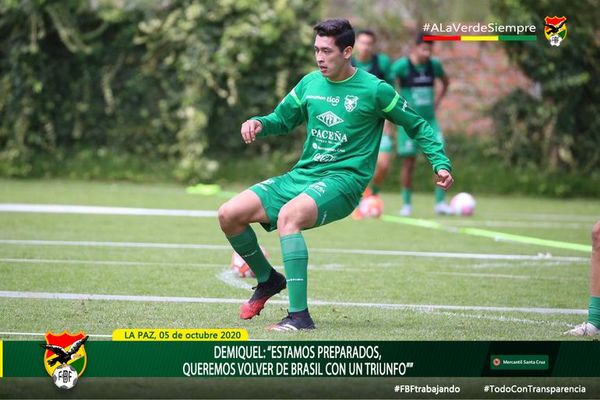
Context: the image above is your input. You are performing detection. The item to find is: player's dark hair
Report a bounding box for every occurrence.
[357,29,377,41]
[314,19,355,52]
[416,32,433,45]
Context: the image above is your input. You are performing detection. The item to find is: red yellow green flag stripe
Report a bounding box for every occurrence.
[424,35,536,42]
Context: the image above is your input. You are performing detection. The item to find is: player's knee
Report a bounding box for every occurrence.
[277,205,301,233]
[592,221,600,251]
[217,202,236,231]
[379,162,390,175]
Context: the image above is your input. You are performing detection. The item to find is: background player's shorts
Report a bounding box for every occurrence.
[379,134,393,153]
[397,119,444,157]
[249,170,360,232]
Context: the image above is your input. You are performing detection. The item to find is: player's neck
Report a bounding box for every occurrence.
[410,54,426,65]
[327,65,356,82]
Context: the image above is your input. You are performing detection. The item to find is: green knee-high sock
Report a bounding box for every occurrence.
[402,187,412,205]
[280,233,308,312]
[226,226,273,283]
[588,296,600,328]
[435,186,445,204]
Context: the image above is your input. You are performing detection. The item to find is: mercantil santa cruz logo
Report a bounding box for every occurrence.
[316,111,344,127]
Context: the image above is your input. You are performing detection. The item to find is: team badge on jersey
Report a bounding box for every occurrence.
[40,331,89,389]
[544,16,567,47]
[344,95,359,112]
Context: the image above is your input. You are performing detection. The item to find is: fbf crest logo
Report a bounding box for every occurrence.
[544,16,567,46]
[344,95,359,112]
[40,331,89,389]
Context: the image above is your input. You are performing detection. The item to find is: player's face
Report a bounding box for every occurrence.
[314,35,352,78]
[355,34,375,59]
[415,43,433,62]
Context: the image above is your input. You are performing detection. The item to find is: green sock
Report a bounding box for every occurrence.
[435,186,445,204]
[226,226,273,283]
[588,296,600,328]
[280,233,308,312]
[402,187,412,205]
[371,185,380,195]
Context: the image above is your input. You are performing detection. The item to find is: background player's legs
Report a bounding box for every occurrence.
[371,151,392,195]
[588,221,600,327]
[400,156,415,216]
[429,121,453,215]
[368,133,394,196]
[277,194,318,313]
[566,220,600,336]
[218,190,274,283]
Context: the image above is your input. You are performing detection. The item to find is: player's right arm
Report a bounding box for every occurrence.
[241,75,312,143]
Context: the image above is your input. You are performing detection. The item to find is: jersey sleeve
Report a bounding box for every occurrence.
[376,82,452,173]
[250,77,307,137]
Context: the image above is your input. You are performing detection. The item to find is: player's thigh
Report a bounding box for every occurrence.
[377,150,392,170]
[379,134,394,154]
[249,175,299,232]
[218,189,269,225]
[277,193,318,232]
[303,178,358,229]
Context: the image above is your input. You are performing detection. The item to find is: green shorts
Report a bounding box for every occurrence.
[379,134,394,153]
[249,170,361,232]
[397,119,444,157]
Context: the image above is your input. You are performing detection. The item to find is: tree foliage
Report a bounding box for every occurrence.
[0,0,321,180]
[490,0,599,173]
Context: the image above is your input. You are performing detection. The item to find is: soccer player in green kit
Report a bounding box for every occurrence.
[218,19,453,331]
[389,33,452,216]
[566,220,600,336]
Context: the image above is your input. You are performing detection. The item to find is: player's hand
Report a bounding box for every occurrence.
[240,120,262,144]
[435,169,454,190]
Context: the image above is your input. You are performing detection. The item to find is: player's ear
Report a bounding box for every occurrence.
[343,46,353,60]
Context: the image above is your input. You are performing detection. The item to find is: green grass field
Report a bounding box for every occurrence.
[0,179,598,341]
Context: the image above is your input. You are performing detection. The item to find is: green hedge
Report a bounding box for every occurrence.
[0,0,321,181]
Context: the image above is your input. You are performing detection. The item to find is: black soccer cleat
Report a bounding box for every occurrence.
[267,309,316,331]
[239,269,286,319]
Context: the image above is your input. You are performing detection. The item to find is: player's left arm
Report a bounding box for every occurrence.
[433,58,449,111]
[378,82,453,190]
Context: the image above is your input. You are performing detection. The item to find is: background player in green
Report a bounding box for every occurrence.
[566,220,600,336]
[218,19,454,331]
[389,33,452,216]
[352,29,395,201]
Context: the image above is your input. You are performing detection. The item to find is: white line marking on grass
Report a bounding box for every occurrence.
[216,270,253,291]
[430,271,587,281]
[0,239,230,250]
[0,239,587,262]
[0,331,112,338]
[484,213,598,223]
[447,261,584,269]
[0,290,586,315]
[439,220,589,230]
[0,258,224,268]
[419,310,574,328]
[0,203,217,217]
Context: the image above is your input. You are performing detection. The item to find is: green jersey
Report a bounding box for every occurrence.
[252,68,451,190]
[390,56,445,120]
